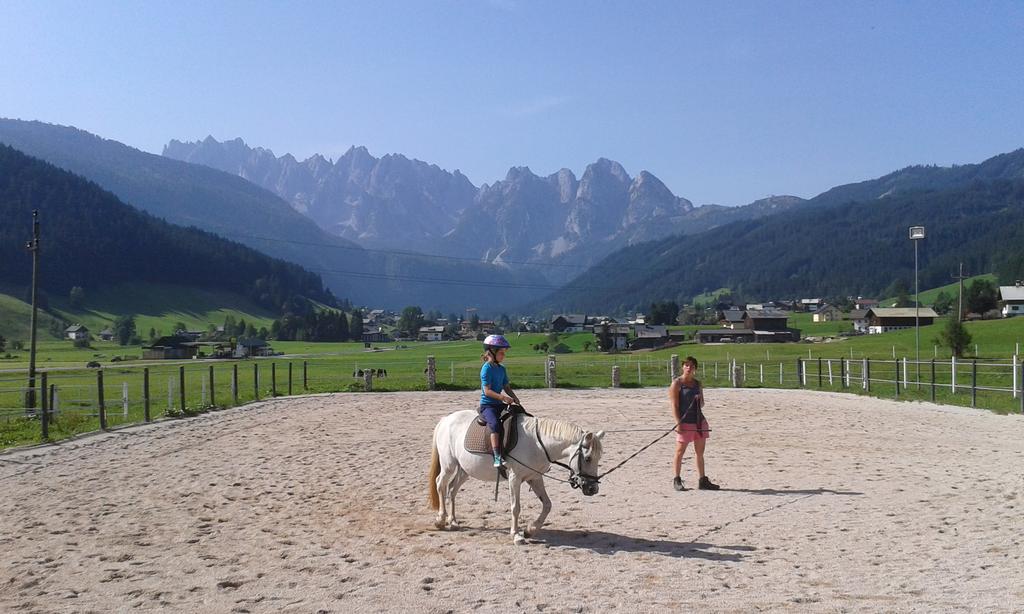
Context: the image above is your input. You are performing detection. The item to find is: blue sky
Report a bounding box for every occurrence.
[2,1,1023,206]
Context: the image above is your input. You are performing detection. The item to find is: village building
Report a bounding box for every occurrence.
[999,283,1024,317]
[417,325,446,342]
[143,335,198,360]
[696,308,796,343]
[847,309,870,333]
[362,329,391,344]
[718,308,746,329]
[812,304,844,322]
[233,337,274,358]
[64,324,89,341]
[865,308,938,334]
[591,322,631,350]
[800,298,824,312]
[98,328,114,341]
[550,314,588,333]
[853,297,879,310]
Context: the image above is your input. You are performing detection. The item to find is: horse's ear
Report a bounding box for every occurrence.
[595,430,605,441]
[583,432,593,445]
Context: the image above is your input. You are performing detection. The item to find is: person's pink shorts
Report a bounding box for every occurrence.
[676,419,710,443]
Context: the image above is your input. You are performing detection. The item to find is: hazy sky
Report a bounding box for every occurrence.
[2,1,1023,206]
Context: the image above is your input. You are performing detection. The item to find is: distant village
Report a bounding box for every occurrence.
[61,283,1024,359]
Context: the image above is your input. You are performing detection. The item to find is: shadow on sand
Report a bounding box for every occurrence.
[717,488,863,496]
[534,528,753,561]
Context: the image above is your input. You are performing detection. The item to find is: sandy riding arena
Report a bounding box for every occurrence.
[2,388,1023,613]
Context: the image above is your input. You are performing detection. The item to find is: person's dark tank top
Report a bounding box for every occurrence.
[678,380,703,424]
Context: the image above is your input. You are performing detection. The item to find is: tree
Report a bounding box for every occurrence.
[965,279,998,315]
[932,290,954,316]
[113,315,137,346]
[349,309,363,342]
[938,317,972,358]
[884,279,912,307]
[397,306,425,337]
[0,334,5,352]
[173,321,188,335]
[69,286,85,308]
[148,327,157,341]
[469,313,480,331]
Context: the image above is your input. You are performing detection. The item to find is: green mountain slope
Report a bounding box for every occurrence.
[540,177,1024,312]
[0,145,333,316]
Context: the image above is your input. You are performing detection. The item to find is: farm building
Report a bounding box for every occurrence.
[847,309,870,333]
[550,314,588,333]
[999,283,1024,317]
[812,304,843,322]
[865,308,938,334]
[362,329,391,344]
[591,322,631,350]
[718,309,746,329]
[234,338,274,358]
[143,336,198,360]
[417,326,446,342]
[65,324,89,341]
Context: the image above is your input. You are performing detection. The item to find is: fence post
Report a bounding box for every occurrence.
[902,357,908,390]
[40,371,48,440]
[971,359,977,408]
[303,360,308,390]
[779,362,783,385]
[731,361,744,388]
[951,356,957,394]
[143,368,151,422]
[795,358,802,388]
[50,384,58,419]
[97,370,107,430]
[930,359,936,403]
[179,366,186,413]
[1013,354,1019,400]
[546,355,557,388]
[288,362,293,396]
[209,365,215,408]
[894,360,899,399]
[840,358,846,388]
[363,368,373,391]
[427,356,437,391]
[611,365,620,388]
[670,355,680,380]
[232,364,239,405]
[254,363,259,400]
[271,363,277,397]
[827,359,833,386]
[818,357,822,388]
[759,363,764,384]
[122,381,129,418]
[864,359,870,392]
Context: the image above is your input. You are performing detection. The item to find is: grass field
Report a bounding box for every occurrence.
[878,273,997,307]
[0,283,276,345]
[2,317,1023,450]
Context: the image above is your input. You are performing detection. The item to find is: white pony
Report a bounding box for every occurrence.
[428,409,605,545]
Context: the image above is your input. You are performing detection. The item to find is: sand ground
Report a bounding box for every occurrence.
[1,388,1023,613]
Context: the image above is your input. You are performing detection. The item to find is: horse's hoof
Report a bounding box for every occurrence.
[434,519,447,530]
[513,533,527,546]
[449,520,461,530]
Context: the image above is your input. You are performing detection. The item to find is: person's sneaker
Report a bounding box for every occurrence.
[698,476,720,490]
[493,455,504,468]
[672,476,686,491]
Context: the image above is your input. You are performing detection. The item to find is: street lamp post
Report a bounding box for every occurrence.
[909,226,925,386]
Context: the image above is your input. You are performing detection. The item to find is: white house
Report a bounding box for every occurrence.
[848,309,870,333]
[65,324,89,341]
[999,283,1024,317]
[417,326,445,342]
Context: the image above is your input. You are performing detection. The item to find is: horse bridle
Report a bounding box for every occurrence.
[535,427,600,491]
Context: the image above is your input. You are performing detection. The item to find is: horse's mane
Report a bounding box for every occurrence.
[534,417,584,443]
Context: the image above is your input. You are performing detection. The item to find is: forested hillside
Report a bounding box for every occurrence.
[540,178,1024,312]
[0,145,334,312]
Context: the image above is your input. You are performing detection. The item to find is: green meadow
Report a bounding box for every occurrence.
[2,315,1023,450]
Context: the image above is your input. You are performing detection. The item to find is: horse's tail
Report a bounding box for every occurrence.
[427,427,441,511]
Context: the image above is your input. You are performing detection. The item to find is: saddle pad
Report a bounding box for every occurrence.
[464,413,519,455]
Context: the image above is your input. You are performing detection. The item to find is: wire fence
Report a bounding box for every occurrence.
[2,353,1021,449]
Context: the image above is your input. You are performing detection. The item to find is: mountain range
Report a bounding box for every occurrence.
[0,120,546,311]
[164,138,807,283]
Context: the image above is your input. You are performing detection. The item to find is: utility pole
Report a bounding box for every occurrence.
[25,210,40,411]
[952,262,969,322]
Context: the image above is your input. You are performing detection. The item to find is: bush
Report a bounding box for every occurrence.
[73,338,91,349]
[552,343,572,354]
